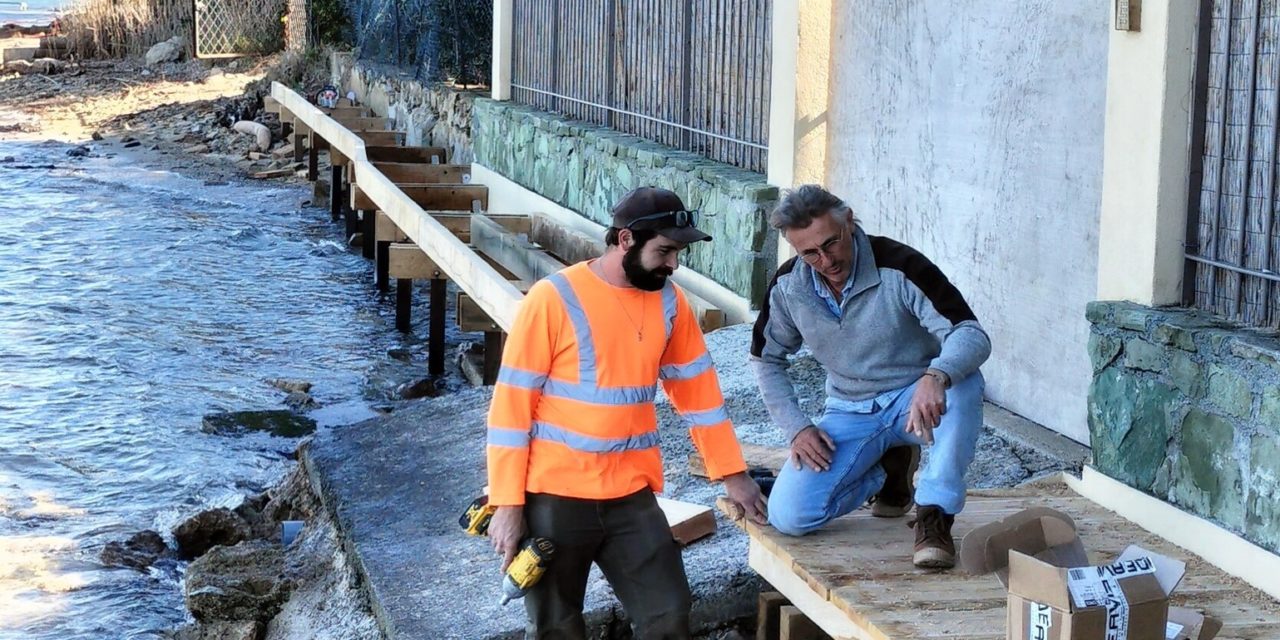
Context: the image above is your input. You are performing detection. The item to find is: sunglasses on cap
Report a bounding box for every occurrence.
[624,210,700,230]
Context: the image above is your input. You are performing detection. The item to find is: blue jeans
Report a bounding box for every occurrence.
[767,372,985,536]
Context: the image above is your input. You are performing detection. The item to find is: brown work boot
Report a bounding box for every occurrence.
[911,505,956,569]
[870,445,919,517]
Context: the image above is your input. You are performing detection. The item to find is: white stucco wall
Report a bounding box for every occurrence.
[824,2,1110,443]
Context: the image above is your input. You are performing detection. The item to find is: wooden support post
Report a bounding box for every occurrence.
[345,207,359,240]
[757,592,790,640]
[429,278,448,375]
[293,132,306,163]
[778,606,829,640]
[483,331,504,385]
[329,164,343,222]
[362,210,375,259]
[307,144,318,182]
[396,278,413,333]
[375,240,391,293]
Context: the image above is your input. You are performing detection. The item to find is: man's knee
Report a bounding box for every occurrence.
[768,506,824,537]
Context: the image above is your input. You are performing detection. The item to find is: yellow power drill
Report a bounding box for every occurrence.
[459,496,557,605]
[500,537,556,605]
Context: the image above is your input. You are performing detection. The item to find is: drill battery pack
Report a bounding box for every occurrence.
[460,495,497,536]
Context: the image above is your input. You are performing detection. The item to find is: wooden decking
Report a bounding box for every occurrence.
[723,474,1280,639]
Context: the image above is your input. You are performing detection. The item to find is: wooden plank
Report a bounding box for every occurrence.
[375,211,409,242]
[263,96,280,114]
[353,130,403,146]
[780,606,831,640]
[352,185,489,212]
[457,292,499,332]
[758,591,791,640]
[470,214,568,283]
[388,243,444,280]
[329,116,388,130]
[456,286,530,332]
[372,162,473,185]
[656,497,716,546]
[365,145,447,164]
[322,105,368,118]
[689,443,789,479]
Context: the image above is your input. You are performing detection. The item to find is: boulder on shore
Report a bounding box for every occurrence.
[166,621,262,640]
[184,541,289,622]
[101,530,170,570]
[172,507,252,560]
[145,36,186,66]
[201,410,317,437]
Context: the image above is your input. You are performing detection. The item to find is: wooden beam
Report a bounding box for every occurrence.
[263,96,280,114]
[656,497,716,546]
[372,163,473,185]
[322,105,368,118]
[329,116,389,130]
[375,211,409,242]
[351,184,489,212]
[354,130,403,146]
[388,243,445,280]
[780,606,831,640]
[758,592,792,640]
[457,288,529,332]
[365,145,447,164]
[469,214,567,283]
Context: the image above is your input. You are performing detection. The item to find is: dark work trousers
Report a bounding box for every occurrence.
[522,488,693,640]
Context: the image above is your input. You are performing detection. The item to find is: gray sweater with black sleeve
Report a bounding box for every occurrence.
[750,227,991,442]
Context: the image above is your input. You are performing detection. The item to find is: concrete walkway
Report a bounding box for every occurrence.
[300,324,1084,638]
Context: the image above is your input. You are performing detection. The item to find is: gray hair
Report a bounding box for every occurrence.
[769,184,850,230]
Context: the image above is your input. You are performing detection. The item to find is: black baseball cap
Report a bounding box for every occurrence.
[610,187,712,244]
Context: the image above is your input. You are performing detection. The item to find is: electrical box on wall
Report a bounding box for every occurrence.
[1116,0,1141,31]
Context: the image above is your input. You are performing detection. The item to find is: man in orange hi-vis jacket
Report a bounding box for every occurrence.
[485,187,768,639]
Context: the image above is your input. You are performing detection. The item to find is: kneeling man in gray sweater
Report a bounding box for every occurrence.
[750,184,991,569]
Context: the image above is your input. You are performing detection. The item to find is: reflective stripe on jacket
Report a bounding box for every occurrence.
[486,261,746,505]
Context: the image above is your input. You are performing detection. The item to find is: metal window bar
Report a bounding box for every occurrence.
[1186,0,1280,328]
[510,0,771,174]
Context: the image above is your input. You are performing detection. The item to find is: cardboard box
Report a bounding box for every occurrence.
[961,508,1221,640]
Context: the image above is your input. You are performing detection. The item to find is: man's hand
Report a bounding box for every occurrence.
[790,425,835,472]
[487,505,526,573]
[722,472,768,525]
[906,373,947,445]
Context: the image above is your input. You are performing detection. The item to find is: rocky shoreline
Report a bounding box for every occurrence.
[98,462,381,640]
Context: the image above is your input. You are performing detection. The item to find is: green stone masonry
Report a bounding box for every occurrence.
[472,98,779,303]
[1087,301,1280,550]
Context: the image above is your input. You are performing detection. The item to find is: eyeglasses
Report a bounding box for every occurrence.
[625,210,699,230]
[799,231,846,264]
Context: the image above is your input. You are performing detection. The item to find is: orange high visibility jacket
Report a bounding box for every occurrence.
[486,261,747,506]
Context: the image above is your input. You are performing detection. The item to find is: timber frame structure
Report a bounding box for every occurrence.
[265,82,725,384]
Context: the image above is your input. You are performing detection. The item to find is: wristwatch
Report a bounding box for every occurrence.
[925,368,951,389]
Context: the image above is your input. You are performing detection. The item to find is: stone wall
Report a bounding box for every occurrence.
[332,55,477,164]
[471,99,778,304]
[1087,301,1280,550]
